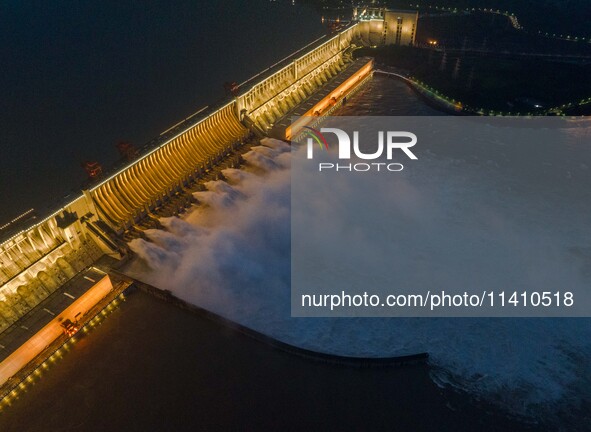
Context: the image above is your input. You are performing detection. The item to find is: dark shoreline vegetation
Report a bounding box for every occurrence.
[130,280,430,367]
[355,45,591,115]
[304,2,591,115]
[304,0,591,39]
[0,291,548,432]
[403,0,591,38]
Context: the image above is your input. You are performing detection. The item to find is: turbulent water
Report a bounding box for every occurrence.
[126,78,591,427]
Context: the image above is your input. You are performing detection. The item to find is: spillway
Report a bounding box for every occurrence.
[0,21,389,393]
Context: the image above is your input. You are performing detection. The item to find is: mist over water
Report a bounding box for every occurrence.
[128,140,292,323]
[126,135,591,424]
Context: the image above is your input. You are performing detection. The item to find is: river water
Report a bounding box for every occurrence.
[1,2,589,431]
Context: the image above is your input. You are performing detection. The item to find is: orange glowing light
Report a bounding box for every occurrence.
[286,59,374,140]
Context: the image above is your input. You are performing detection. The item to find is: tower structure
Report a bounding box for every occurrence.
[353,7,418,46]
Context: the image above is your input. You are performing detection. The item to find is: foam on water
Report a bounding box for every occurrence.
[126,137,591,423]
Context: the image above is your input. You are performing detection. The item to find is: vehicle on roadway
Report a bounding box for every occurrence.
[60,319,80,337]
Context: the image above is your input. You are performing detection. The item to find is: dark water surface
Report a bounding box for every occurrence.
[0,291,541,432]
[0,0,324,222]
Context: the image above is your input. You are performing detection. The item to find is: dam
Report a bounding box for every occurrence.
[0,11,418,394]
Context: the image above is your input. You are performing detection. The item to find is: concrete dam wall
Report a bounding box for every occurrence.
[0,22,374,330]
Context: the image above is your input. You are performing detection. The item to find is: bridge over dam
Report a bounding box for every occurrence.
[0,13,418,379]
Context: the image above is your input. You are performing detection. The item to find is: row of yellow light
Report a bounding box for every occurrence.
[91,27,355,194]
[0,198,78,252]
[237,33,329,89]
[0,293,126,410]
[408,3,590,43]
[409,76,590,117]
[240,24,354,105]
[0,209,35,232]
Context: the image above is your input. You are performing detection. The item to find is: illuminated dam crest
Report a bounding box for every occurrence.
[0,12,419,377]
